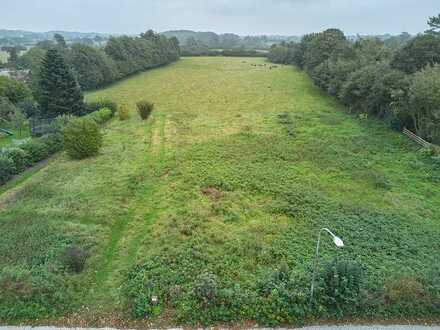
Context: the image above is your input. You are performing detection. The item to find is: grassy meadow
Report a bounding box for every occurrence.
[0,51,8,64]
[0,57,439,326]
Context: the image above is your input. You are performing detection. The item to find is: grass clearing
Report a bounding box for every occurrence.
[1,57,439,325]
[0,128,30,147]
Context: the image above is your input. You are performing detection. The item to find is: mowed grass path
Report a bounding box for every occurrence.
[1,57,439,323]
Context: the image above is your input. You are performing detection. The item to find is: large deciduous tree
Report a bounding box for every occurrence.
[37,48,84,118]
[303,29,348,73]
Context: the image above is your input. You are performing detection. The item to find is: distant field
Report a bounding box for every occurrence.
[1,57,439,325]
[0,51,9,64]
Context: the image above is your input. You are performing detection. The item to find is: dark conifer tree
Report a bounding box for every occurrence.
[37,48,84,117]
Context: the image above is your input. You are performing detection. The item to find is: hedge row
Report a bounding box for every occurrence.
[0,107,114,186]
[267,28,440,144]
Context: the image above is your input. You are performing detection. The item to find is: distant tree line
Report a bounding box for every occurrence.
[162,30,302,55]
[1,30,179,120]
[17,31,180,92]
[268,14,440,144]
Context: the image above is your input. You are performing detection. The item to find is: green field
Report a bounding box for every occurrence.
[1,57,439,326]
[0,51,9,64]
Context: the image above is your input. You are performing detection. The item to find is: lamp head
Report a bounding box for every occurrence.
[333,236,344,248]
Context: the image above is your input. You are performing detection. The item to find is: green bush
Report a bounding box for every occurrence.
[136,100,154,120]
[38,133,64,154]
[86,99,118,116]
[255,264,309,325]
[98,107,114,122]
[63,117,103,159]
[321,258,362,314]
[19,138,50,164]
[0,134,64,185]
[193,272,218,306]
[1,147,28,173]
[0,155,15,185]
[87,107,113,125]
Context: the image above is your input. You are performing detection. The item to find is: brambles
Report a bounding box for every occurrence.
[193,272,218,305]
[136,100,154,120]
[63,117,103,159]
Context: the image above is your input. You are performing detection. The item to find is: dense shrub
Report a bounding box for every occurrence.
[0,155,15,185]
[38,133,64,154]
[1,147,28,173]
[19,138,51,163]
[193,272,219,306]
[63,117,103,159]
[86,99,118,116]
[339,64,378,113]
[0,134,65,186]
[321,258,363,314]
[136,100,154,120]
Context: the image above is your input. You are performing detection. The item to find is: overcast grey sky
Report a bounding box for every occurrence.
[1,0,439,36]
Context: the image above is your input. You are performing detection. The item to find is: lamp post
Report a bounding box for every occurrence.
[309,228,344,308]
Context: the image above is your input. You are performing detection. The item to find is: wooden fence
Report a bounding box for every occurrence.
[402,128,438,149]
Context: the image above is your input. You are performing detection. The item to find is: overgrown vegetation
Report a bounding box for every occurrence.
[1,58,438,325]
[63,117,103,160]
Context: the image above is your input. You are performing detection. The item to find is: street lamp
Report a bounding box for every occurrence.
[309,228,344,307]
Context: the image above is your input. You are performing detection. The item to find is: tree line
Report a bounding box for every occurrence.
[0,30,179,120]
[268,14,440,145]
[18,30,180,91]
